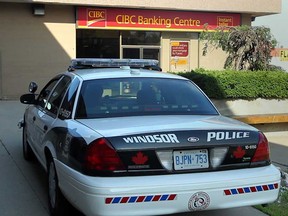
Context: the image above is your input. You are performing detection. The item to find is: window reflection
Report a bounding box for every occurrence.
[122,31,161,45]
[76,30,120,58]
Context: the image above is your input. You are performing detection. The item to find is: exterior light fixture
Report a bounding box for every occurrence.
[32,4,45,16]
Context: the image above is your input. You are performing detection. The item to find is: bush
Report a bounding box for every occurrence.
[176,69,288,99]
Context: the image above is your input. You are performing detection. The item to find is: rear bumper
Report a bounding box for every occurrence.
[55,160,281,216]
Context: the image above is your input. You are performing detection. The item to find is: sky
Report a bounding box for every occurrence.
[252,0,288,71]
[253,0,288,48]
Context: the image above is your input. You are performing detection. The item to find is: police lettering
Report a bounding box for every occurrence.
[207,131,250,142]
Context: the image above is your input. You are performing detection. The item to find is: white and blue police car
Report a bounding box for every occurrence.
[19,59,280,216]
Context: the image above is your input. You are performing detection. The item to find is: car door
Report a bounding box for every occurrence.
[38,76,72,164]
[29,76,71,164]
[27,77,61,160]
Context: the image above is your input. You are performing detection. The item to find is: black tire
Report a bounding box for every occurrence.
[22,122,34,161]
[47,158,68,216]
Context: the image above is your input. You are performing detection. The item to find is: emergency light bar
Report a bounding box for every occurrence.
[69,58,161,71]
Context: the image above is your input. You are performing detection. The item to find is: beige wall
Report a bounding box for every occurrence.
[161,32,199,72]
[242,14,253,26]
[198,42,228,70]
[159,12,258,72]
[161,33,231,71]
[0,3,75,99]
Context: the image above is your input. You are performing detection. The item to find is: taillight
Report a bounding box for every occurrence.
[251,132,270,162]
[84,138,125,171]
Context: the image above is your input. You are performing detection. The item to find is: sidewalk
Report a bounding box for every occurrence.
[0,141,48,216]
[265,131,288,171]
[0,101,48,216]
[265,131,288,147]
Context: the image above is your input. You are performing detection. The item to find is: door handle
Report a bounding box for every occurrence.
[43,125,48,132]
[33,116,36,122]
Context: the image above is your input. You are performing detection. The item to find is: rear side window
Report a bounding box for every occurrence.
[45,76,71,116]
[59,78,80,119]
[75,78,218,118]
[37,79,59,109]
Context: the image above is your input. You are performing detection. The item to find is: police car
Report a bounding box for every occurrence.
[19,59,281,216]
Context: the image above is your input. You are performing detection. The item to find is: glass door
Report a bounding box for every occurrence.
[122,47,160,60]
[143,48,160,60]
[123,48,140,59]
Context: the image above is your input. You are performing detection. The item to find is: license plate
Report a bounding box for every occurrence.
[173,149,209,170]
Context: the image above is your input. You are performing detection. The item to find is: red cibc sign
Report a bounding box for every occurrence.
[77,7,241,31]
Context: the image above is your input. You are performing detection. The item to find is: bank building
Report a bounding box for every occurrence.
[0,0,282,99]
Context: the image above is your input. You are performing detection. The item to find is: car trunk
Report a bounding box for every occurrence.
[78,115,269,175]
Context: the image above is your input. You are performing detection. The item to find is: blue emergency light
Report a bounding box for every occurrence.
[69,58,161,71]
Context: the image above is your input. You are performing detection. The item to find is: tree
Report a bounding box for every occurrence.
[200,25,277,71]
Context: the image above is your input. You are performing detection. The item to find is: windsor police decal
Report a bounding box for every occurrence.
[188,192,210,211]
[207,131,250,142]
[123,133,179,144]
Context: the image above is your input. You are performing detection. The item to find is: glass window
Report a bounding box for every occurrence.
[143,48,160,60]
[45,76,71,116]
[76,30,120,58]
[59,78,80,120]
[75,78,218,119]
[122,31,161,45]
[37,78,60,109]
[123,48,140,59]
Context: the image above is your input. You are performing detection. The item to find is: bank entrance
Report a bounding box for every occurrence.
[76,30,161,62]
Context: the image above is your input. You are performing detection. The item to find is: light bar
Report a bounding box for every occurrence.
[70,58,160,70]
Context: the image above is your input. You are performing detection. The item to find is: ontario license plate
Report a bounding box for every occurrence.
[173,149,209,170]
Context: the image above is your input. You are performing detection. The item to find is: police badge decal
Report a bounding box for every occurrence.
[188,192,210,211]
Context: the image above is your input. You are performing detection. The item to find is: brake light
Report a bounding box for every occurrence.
[84,138,125,171]
[251,132,270,162]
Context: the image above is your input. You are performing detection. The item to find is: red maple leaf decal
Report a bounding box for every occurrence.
[132,152,148,165]
[233,146,246,159]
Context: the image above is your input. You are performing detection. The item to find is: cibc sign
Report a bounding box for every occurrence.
[86,9,106,27]
[77,7,241,31]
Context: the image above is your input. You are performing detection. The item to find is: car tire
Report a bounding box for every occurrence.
[22,122,34,161]
[47,158,68,216]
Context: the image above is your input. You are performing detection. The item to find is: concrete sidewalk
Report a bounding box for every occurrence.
[1,100,287,216]
[265,131,288,171]
[0,101,48,215]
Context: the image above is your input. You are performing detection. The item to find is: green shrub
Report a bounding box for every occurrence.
[176,69,288,99]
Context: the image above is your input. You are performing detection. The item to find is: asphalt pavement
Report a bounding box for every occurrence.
[0,100,287,216]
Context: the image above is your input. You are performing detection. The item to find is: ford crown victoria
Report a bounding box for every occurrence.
[19,59,281,216]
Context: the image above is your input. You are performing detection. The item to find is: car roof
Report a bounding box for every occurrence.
[66,67,187,81]
[65,58,188,81]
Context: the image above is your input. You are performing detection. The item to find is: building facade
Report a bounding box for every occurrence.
[0,0,281,99]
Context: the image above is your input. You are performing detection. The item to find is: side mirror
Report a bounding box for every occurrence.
[20,94,36,104]
[29,82,38,93]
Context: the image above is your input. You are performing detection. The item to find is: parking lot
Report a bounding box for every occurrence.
[1,100,287,216]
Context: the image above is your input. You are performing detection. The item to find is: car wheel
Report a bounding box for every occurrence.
[22,122,34,161]
[47,158,68,216]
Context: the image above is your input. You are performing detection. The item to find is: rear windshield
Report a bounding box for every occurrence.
[75,78,218,118]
